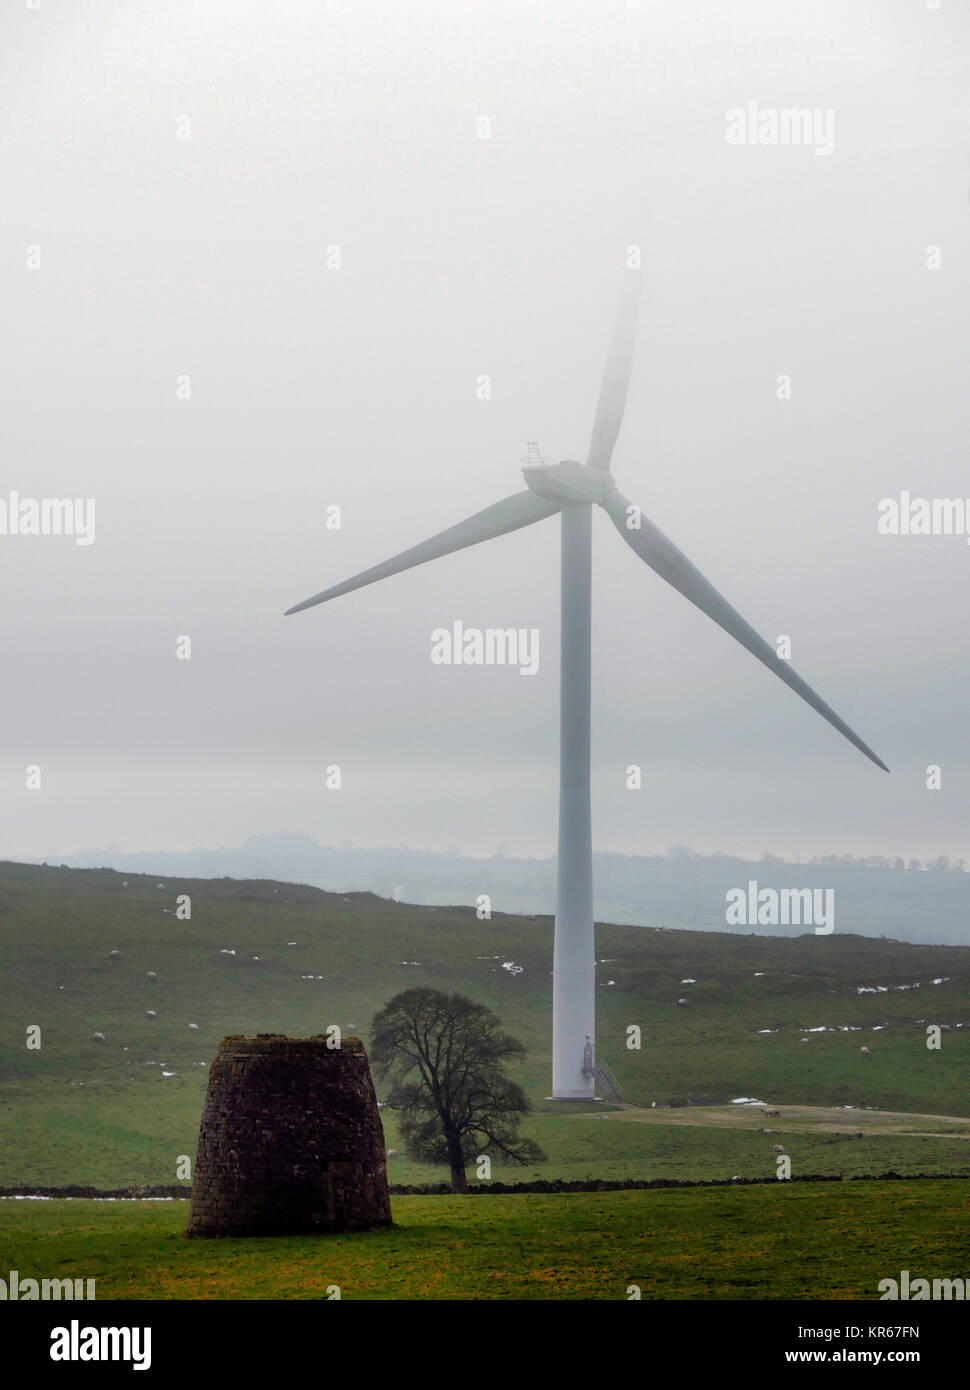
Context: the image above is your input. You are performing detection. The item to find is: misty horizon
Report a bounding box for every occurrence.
[4,0,969,877]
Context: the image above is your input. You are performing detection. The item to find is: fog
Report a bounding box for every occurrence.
[2,0,968,864]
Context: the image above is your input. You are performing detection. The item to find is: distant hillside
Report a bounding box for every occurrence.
[27,832,970,945]
[1,860,970,1186]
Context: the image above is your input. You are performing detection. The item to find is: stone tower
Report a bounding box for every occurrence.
[186,1034,392,1237]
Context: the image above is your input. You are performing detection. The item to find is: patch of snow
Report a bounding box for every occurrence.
[3,1196,178,1203]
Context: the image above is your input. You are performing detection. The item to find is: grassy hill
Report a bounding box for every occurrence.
[2,860,970,1187]
[42,834,970,944]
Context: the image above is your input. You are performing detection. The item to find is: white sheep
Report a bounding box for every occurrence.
[772,1143,786,1153]
[146,1010,157,1019]
[860,1045,871,1056]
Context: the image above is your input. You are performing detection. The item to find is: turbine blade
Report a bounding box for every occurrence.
[285,490,560,615]
[587,274,641,472]
[602,487,889,771]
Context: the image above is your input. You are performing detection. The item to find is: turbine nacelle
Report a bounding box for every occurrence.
[522,460,613,506]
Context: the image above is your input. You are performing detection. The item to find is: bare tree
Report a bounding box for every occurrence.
[371,988,545,1193]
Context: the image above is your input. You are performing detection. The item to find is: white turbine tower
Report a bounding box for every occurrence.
[285,276,888,1100]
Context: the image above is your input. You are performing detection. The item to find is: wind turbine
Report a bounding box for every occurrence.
[285,275,888,1100]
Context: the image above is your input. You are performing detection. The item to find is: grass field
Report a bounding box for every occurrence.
[1,1181,966,1300]
[4,862,970,1303]
[2,860,970,1187]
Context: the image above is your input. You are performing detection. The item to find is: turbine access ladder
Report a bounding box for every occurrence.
[583,1041,622,1102]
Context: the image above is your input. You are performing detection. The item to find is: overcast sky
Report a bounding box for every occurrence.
[2,0,969,866]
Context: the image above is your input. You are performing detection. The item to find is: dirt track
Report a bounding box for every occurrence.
[567,1101,970,1137]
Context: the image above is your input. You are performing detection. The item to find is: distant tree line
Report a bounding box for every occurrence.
[762,852,967,873]
[663,845,967,873]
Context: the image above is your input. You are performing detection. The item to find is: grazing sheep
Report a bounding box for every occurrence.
[108,949,120,960]
[146,1010,157,1019]
[93,1032,106,1043]
[677,998,689,1007]
[860,1045,871,1056]
[147,971,157,981]
[188,1023,199,1031]
[772,1143,786,1153]
[387,1149,398,1159]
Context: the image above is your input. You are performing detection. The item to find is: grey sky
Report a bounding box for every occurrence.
[2,0,969,865]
